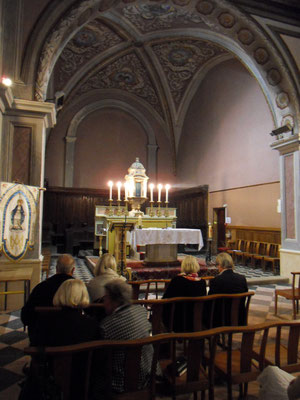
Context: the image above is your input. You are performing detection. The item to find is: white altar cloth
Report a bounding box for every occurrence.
[131,228,203,251]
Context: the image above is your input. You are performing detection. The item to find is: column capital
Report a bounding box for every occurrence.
[65,136,77,143]
[271,133,300,155]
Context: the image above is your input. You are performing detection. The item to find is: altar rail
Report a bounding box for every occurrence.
[226,225,281,245]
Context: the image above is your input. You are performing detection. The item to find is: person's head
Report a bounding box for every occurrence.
[288,376,300,400]
[181,255,200,274]
[53,279,90,308]
[103,279,132,315]
[56,254,75,275]
[95,253,117,276]
[215,252,234,272]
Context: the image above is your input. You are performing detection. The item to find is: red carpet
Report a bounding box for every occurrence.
[86,256,218,280]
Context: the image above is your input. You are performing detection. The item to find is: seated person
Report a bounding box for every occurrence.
[162,255,206,332]
[21,253,75,344]
[30,279,100,400]
[34,279,100,346]
[91,279,153,398]
[258,365,300,400]
[87,253,126,303]
[209,252,248,326]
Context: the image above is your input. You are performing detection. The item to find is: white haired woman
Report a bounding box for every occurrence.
[34,279,100,346]
[87,253,126,303]
[162,255,206,332]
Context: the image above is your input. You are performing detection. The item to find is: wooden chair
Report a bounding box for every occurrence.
[242,241,258,267]
[252,242,268,269]
[157,330,218,400]
[252,321,300,374]
[213,322,272,400]
[227,240,245,263]
[24,334,168,400]
[263,243,280,273]
[275,272,300,319]
[128,279,171,300]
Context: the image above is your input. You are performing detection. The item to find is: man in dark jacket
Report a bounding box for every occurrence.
[21,253,75,343]
[209,252,248,326]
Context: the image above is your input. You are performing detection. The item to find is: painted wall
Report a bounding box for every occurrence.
[45,105,174,189]
[176,59,279,227]
[177,59,277,191]
[209,182,281,228]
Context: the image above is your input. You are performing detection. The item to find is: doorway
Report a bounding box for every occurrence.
[213,207,226,252]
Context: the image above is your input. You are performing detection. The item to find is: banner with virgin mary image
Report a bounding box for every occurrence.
[0,182,39,261]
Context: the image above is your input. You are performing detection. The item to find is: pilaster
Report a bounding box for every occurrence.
[271,133,300,278]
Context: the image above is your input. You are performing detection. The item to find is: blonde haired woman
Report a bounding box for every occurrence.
[34,279,100,347]
[162,255,206,332]
[87,253,126,303]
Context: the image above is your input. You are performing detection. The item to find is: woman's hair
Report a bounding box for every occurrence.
[95,253,117,276]
[216,252,234,269]
[181,255,200,274]
[104,279,132,306]
[53,279,90,308]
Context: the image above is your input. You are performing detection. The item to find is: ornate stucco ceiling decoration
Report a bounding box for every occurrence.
[119,2,208,33]
[74,51,164,118]
[54,19,125,92]
[151,39,228,110]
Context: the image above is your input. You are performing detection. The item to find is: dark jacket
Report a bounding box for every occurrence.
[208,269,248,326]
[21,273,73,342]
[162,275,206,332]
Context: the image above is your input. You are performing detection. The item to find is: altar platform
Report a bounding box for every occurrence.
[85,256,219,281]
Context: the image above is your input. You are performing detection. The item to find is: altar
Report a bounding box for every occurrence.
[131,228,203,264]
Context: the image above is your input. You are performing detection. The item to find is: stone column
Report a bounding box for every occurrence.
[271,134,300,278]
[64,136,77,187]
[0,85,56,309]
[147,144,158,181]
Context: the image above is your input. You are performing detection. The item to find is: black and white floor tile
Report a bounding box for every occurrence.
[0,254,296,399]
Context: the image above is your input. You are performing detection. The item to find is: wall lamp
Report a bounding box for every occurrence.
[270,123,293,136]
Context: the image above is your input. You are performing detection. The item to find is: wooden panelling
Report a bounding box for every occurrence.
[227,226,281,245]
[44,186,209,236]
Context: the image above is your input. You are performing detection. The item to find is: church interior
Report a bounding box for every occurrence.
[0,0,300,398]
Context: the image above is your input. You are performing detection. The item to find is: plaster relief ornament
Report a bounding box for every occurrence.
[254,47,270,65]
[237,28,255,45]
[267,68,282,86]
[218,12,235,28]
[122,3,203,33]
[0,183,39,262]
[196,1,214,15]
[153,39,227,107]
[276,92,289,109]
[55,20,123,87]
[76,52,164,118]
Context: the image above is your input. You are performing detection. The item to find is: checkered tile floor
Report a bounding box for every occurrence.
[0,254,295,399]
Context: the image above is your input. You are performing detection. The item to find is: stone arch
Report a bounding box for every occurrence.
[34,0,299,135]
[64,100,158,187]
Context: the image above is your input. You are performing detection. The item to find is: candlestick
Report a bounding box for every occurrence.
[149,200,155,217]
[124,182,128,201]
[108,181,113,201]
[157,184,162,202]
[149,183,154,202]
[208,223,213,239]
[117,200,122,216]
[157,201,162,217]
[117,181,122,201]
[108,199,114,216]
[165,184,170,202]
[165,201,169,217]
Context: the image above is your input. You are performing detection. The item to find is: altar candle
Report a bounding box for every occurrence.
[108,181,113,201]
[157,184,162,202]
[149,183,154,202]
[117,181,122,201]
[124,182,128,201]
[165,184,170,202]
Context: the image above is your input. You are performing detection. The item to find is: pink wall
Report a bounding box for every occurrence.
[177,59,278,191]
[45,106,174,189]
